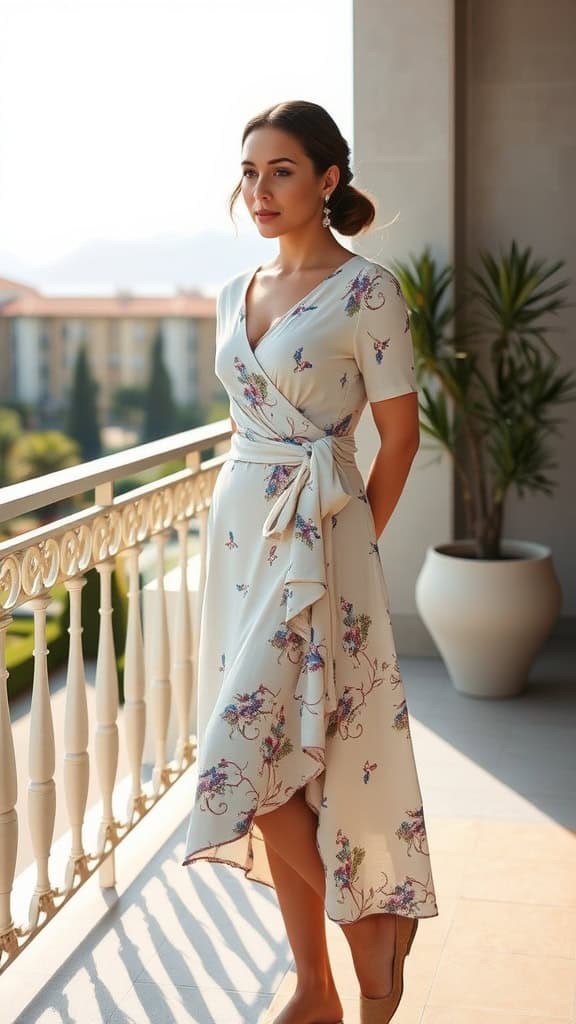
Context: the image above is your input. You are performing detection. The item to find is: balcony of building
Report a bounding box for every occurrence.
[2,0,576,1017]
[0,420,574,1024]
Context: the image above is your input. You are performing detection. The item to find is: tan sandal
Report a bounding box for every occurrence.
[359,915,419,1023]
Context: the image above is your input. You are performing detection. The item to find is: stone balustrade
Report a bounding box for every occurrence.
[0,421,231,971]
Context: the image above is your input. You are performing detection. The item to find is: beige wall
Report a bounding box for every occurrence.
[353,0,455,650]
[463,0,576,616]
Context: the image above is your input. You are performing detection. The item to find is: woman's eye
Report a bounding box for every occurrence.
[241,168,291,178]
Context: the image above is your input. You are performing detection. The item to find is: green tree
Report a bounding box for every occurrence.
[142,334,177,442]
[7,431,80,482]
[66,346,102,459]
[0,407,21,486]
[6,430,81,524]
[111,385,146,428]
[175,401,206,432]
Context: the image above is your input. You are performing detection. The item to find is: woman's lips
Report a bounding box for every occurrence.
[255,211,280,220]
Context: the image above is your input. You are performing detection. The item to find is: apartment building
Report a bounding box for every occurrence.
[0,276,223,421]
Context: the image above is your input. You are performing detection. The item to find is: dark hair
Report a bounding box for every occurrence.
[228,100,376,236]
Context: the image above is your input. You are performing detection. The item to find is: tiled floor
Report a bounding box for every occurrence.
[5,645,576,1023]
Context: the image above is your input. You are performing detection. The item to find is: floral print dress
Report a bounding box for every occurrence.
[182,253,439,924]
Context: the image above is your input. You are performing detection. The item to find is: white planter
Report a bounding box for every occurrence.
[415,540,562,698]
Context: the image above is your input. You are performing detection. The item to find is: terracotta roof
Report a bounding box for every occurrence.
[0,292,216,319]
[0,276,41,300]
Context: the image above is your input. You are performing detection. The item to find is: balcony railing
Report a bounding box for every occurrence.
[0,420,231,972]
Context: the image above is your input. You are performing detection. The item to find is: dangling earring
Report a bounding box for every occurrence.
[322,193,331,228]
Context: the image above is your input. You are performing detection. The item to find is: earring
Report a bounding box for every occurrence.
[322,194,331,228]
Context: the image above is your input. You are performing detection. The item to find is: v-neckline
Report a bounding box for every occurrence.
[241,254,362,354]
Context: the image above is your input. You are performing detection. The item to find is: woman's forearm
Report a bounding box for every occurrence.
[365,439,418,539]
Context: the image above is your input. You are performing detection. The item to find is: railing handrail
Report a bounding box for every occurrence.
[0,419,231,522]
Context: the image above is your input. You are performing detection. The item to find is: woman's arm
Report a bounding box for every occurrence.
[365,391,419,539]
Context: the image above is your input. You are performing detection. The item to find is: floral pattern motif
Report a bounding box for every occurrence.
[295,513,321,549]
[395,806,428,856]
[234,355,275,409]
[183,254,437,925]
[265,464,294,501]
[363,760,377,784]
[324,413,353,436]
[269,624,304,664]
[343,269,377,317]
[369,331,391,364]
[341,597,372,661]
[220,684,279,739]
[293,346,313,372]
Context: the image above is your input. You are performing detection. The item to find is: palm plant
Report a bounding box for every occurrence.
[393,241,575,559]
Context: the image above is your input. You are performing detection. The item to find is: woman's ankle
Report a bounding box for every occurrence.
[294,963,336,994]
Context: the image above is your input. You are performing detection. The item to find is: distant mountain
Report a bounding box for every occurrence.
[0,231,276,295]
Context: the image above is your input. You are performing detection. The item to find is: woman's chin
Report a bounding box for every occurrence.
[255,221,283,237]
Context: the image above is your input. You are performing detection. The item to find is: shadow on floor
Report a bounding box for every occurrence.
[15,816,290,1024]
[401,635,576,831]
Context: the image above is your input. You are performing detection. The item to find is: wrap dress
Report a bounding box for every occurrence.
[182,253,439,924]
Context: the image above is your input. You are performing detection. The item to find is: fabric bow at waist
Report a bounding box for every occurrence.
[228,429,358,743]
[230,430,357,537]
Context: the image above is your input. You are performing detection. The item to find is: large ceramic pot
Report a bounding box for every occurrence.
[415,540,562,698]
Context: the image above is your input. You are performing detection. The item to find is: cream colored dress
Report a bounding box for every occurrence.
[182,253,439,924]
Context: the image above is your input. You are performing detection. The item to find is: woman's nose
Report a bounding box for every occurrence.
[253,176,271,199]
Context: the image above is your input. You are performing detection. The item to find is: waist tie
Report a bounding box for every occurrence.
[228,430,358,750]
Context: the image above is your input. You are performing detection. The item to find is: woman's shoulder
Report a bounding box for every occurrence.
[217,266,252,301]
[353,254,403,291]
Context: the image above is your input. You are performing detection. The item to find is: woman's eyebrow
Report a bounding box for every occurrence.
[240,157,298,166]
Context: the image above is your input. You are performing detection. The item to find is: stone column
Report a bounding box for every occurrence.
[352,0,455,653]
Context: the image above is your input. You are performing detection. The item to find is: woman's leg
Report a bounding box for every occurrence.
[263,843,343,1023]
[255,789,397,1004]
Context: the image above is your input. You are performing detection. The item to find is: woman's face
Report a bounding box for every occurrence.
[240,126,338,237]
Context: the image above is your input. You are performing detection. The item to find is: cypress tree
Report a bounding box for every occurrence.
[66,346,102,459]
[142,334,177,442]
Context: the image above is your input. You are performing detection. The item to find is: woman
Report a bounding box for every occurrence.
[182,100,438,1024]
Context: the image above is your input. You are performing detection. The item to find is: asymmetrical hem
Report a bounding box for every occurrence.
[182,253,439,923]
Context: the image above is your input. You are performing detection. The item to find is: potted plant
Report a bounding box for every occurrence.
[393,242,575,698]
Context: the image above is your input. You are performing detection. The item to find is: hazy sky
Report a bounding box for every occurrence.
[1,0,353,267]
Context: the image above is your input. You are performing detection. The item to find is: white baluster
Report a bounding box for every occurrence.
[27,596,56,928]
[0,613,18,963]
[151,532,171,793]
[123,547,146,820]
[63,578,89,890]
[94,561,119,887]
[192,506,210,739]
[172,521,193,766]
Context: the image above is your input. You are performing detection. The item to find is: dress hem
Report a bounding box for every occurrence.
[181,776,439,925]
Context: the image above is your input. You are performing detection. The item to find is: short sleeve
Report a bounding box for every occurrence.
[352,266,417,403]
